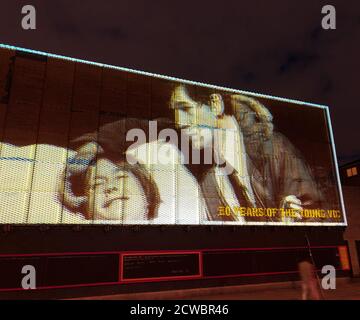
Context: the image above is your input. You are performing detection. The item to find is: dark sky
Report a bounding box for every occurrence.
[0,0,359,165]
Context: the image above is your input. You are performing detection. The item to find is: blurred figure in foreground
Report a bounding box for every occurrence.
[298,256,322,300]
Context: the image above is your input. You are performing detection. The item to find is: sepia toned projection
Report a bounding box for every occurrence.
[0,45,346,225]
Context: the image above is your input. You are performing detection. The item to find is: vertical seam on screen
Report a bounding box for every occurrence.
[91,65,105,225]
[25,54,48,224]
[61,59,77,224]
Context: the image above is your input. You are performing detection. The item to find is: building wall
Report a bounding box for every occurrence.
[343,185,360,276]
[0,225,348,298]
[0,46,350,298]
[340,162,360,186]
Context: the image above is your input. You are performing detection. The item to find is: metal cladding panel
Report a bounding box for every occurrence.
[0,44,346,227]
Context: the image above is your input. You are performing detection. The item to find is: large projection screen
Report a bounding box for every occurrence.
[0,44,346,226]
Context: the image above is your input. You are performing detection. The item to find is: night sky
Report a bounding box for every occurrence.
[0,0,359,165]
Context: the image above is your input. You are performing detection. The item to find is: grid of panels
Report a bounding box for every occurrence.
[0,47,345,225]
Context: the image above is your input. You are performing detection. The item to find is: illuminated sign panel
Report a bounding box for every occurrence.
[0,44,346,226]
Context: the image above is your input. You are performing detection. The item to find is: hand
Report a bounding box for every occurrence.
[280,195,303,220]
[58,142,102,212]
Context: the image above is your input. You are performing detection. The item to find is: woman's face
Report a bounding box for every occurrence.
[87,159,147,221]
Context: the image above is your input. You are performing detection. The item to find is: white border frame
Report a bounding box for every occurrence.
[0,43,347,227]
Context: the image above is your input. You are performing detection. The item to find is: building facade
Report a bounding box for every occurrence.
[341,159,360,277]
[0,44,350,298]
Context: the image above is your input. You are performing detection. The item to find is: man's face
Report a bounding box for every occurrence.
[173,95,217,149]
[88,159,147,221]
